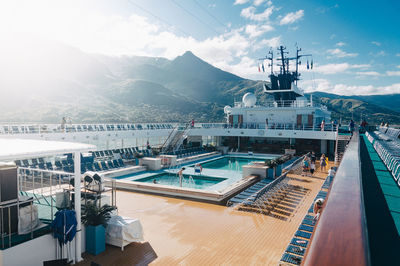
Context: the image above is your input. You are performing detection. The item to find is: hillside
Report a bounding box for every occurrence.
[0,39,399,125]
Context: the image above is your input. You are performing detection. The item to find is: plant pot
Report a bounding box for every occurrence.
[267,167,276,179]
[86,225,105,255]
[276,164,282,177]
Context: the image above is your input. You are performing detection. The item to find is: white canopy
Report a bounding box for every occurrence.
[0,138,96,160]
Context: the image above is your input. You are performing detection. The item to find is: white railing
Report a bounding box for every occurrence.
[0,122,177,135]
[233,100,326,109]
[0,122,338,135]
[198,123,338,132]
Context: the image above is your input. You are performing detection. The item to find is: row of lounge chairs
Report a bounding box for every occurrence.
[15,157,125,174]
[366,131,400,186]
[280,173,333,265]
[166,147,206,159]
[227,179,273,206]
[93,147,153,159]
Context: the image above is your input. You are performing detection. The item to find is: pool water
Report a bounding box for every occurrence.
[198,157,268,171]
[135,173,226,189]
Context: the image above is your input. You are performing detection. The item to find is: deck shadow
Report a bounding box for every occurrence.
[77,242,157,266]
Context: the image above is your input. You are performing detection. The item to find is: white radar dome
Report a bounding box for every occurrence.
[242,92,257,107]
[224,105,232,114]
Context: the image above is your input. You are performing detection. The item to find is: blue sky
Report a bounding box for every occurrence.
[0,0,399,95]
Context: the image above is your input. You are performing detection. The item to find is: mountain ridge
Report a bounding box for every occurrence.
[0,40,399,124]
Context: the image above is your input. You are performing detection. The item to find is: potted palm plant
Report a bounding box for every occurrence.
[82,202,115,255]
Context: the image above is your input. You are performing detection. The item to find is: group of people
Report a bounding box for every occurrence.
[302,152,329,176]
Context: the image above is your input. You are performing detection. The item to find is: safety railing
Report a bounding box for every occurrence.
[0,123,177,135]
[233,99,326,109]
[198,123,338,132]
[302,132,370,266]
[0,122,338,135]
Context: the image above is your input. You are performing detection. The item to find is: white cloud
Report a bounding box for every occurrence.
[234,0,250,5]
[314,63,370,75]
[280,10,304,25]
[253,36,281,50]
[326,48,358,58]
[336,42,346,47]
[241,6,274,21]
[371,41,381,46]
[300,79,400,95]
[356,71,381,76]
[397,53,400,57]
[253,0,270,6]
[386,71,400,76]
[245,24,274,38]
[370,50,386,57]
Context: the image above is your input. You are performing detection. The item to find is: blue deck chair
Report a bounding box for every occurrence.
[100,161,108,170]
[295,230,312,239]
[107,160,115,168]
[94,162,101,171]
[117,159,124,167]
[290,237,309,248]
[286,245,306,256]
[113,160,120,168]
[280,253,302,265]
[86,163,94,171]
[46,162,53,170]
[299,224,314,233]
[302,218,315,226]
[55,161,63,170]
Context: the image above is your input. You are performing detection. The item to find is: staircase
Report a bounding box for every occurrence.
[161,122,191,154]
[335,134,351,164]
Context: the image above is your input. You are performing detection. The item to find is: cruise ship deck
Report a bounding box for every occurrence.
[76,164,329,265]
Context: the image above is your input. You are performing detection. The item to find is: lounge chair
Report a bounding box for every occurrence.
[100,161,108,170]
[117,159,124,167]
[280,253,302,265]
[94,162,101,171]
[46,162,53,170]
[290,237,309,248]
[113,160,120,168]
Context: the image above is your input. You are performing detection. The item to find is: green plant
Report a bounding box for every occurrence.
[82,203,116,227]
[265,159,278,168]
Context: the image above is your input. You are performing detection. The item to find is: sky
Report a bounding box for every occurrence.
[0,0,399,95]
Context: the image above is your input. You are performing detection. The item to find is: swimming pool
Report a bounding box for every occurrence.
[135,173,226,189]
[196,156,268,171]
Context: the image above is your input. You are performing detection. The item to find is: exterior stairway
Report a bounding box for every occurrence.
[161,122,191,154]
[335,134,351,164]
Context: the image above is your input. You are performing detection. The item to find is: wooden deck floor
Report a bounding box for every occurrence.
[77,166,330,266]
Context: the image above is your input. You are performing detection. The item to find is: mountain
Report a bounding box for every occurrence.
[0,38,399,124]
[308,92,400,124]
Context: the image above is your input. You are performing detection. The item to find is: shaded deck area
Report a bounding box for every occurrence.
[77,164,332,265]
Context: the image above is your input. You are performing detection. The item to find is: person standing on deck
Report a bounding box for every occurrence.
[320,154,327,173]
[349,119,355,134]
[321,120,325,131]
[178,167,185,187]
